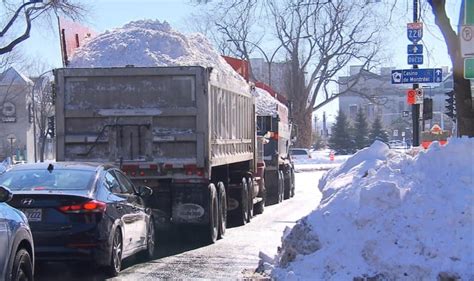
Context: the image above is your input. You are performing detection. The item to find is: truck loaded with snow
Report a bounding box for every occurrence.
[254,85,295,205]
[52,20,266,243]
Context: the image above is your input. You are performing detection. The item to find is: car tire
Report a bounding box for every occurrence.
[106,228,123,277]
[283,168,291,200]
[217,182,227,239]
[139,218,156,260]
[290,167,296,198]
[11,248,33,281]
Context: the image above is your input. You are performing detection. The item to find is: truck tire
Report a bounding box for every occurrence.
[278,171,284,203]
[217,182,227,239]
[264,170,279,206]
[253,177,265,215]
[283,168,291,200]
[207,183,219,243]
[246,177,254,223]
[235,177,249,226]
[290,167,296,198]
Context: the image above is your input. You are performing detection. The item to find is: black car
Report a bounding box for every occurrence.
[0,162,156,277]
[0,185,35,281]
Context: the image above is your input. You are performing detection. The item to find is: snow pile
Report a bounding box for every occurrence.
[263,139,474,280]
[252,87,284,116]
[68,20,248,93]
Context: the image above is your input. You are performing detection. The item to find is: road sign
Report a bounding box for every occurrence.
[415,89,424,104]
[408,55,423,65]
[391,68,443,84]
[407,22,423,43]
[467,0,474,25]
[407,44,423,54]
[465,58,474,79]
[407,89,416,104]
[461,26,474,57]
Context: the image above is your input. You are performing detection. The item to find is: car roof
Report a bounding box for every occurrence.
[6,162,115,172]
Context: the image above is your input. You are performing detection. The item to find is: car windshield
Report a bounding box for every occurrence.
[0,169,95,191]
[290,150,307,155]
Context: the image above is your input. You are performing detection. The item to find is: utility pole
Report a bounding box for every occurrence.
[412,0,420,146]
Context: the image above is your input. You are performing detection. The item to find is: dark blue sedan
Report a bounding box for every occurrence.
[0,162,156,277]
[0,185,35,281]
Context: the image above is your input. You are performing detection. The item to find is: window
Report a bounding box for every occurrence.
[104,171,122,194]
[114,170,135,194]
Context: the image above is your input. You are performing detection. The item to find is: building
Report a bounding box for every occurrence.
[0,67,34,162]
[250,58,291,98]
[337,65,453,140]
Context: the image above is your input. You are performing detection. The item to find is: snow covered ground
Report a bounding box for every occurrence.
[293,150,352,172]
[260,138,474,280]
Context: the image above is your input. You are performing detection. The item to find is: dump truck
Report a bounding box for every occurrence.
[255,92,295,205]
[53,66,263,243]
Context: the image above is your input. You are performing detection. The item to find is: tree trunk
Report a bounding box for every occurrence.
[429,0,474,137]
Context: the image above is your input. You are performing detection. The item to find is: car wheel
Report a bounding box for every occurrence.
[139,218,156,260]
[217,182,227,239]
[237,178,248,225]
[283,168,291,200]
[11,248,33,281]
[107,229,123,277]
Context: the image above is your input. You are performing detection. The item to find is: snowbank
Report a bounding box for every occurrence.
[68,20,248,93]
[263,139,474,280]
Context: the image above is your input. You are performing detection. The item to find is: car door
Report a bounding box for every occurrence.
[0,204,11,278]
[103,170,137,254]
[113,170,148,250]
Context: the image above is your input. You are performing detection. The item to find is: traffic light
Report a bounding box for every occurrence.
[444,90,456,120]
[423,98,433,120]
[47,116,55,137]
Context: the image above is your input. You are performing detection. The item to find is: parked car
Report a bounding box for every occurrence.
[0,162,156,277]
[0,185,35,281]
[388,140,406,149]
[289,148,312,163]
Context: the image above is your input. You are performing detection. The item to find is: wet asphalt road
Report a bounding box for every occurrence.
[35,171,325,280]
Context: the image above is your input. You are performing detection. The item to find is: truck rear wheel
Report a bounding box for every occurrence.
[235,177,249,226]
[206,183,218,243]
[264,170,279,206]
[283,168,291,200]
[253,177,265,215]
[278,171,284,203]
[217,182,227,239]
[246,177,254,223]
[290,167,296,198]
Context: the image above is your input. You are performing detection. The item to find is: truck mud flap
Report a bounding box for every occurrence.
[171,184,210,225]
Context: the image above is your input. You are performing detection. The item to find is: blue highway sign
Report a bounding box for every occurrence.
[407,22,423,43]
[391,68,443,84]
[408,55,423,65]
[407,44,423,54]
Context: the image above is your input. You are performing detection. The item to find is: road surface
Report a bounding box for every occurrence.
[36,170,325,280]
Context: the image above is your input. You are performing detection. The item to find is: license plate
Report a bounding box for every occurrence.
[21,208,42,222]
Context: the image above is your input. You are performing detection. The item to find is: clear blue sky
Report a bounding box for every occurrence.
[22,0,198,69]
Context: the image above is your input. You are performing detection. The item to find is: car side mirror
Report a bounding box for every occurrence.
[136,186,153,197]
[0,185,13,203]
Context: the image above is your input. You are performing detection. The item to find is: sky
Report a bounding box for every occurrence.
[14,0,464,122]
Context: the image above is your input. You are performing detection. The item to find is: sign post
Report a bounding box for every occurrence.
[411,0,420,147]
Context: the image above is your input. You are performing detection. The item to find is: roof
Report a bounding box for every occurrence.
[0,67,33,86]
[6,162,116,172]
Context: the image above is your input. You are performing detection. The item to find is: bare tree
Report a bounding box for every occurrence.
[427,0,474,137]
[31,73,54,162]
[1,0,86,55]
[267,0,382,147]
